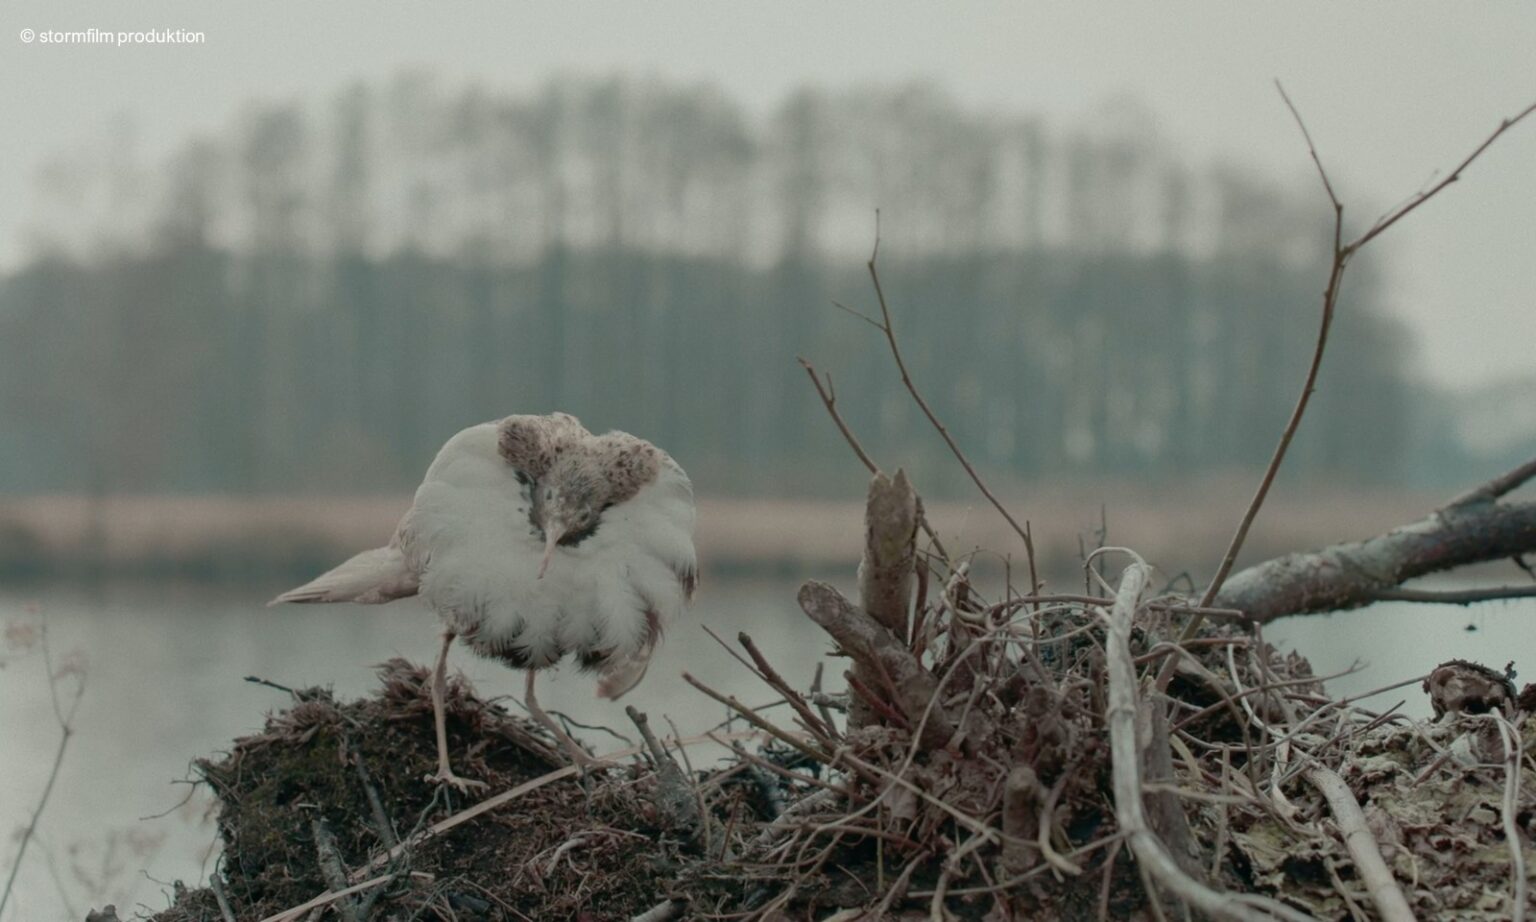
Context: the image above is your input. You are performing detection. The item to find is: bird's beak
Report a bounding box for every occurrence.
[538,525,565,579]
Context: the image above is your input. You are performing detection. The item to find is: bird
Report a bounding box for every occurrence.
[270,413,697,789]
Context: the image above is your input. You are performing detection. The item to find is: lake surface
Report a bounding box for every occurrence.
[1,576,1530,920]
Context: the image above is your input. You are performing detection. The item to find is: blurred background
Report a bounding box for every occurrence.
[1,2,1533,918]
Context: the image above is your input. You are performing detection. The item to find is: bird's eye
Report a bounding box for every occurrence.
[544,489,553,500]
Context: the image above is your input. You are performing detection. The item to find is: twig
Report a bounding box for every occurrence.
[258,874,394,922]
[798,358,879,475]
[244,675,299,696]
[738,632,837,741]
[1304,766,1417,922]
[1194,83,1348,616]
[0,625,84,922]
[1353,102,1536,253]
[1183,88,1536,653]
[1448,454,1536,508]
[1102,555,1319,922]
[210,871,238,922]
[681,672,836,766]
[628,900,685,922]
[860,216,1040,594]
[309,818,361,922]
[1369,585,1536,605]
[1491,713,1527,922]
[347,733,399,850]
[799,355,952,561]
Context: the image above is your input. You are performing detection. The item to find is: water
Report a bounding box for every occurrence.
[0,577,1530,920]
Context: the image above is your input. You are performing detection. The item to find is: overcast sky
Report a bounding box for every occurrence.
[3,1,1532,389]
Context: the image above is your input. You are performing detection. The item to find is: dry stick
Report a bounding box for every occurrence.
[1449,454,1536,508]
[259,874,395,922]
[1490,713,1527,922]
[799,356,952,562]
[628,900,685,922]
[1304,767,1418,922]
[1368,585,1536,605]
[860,225,1040,595]
[1191,83,1347,621]
[1102,557,1319,922]
[209,870,238,922]
[1174,88,1536,677]
[738,632,837,741]
[309,818,361,922]
[681,672,838,767]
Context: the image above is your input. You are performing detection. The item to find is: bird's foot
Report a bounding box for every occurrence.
[423,767,488,793]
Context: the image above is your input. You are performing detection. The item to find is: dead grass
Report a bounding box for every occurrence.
[0,481,1441,579]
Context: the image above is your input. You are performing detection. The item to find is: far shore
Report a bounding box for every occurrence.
[0,481,1446,587]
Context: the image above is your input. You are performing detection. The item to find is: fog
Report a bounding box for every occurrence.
[1,4,1533,920]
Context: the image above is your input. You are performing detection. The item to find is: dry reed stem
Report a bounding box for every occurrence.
[1490,713,1527,922]
[1303,766,1417,922]
[1102,554,1320,922]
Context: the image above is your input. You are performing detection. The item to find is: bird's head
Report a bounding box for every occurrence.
[531,463,609,579]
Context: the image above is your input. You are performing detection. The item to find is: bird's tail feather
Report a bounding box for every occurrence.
[268,546,418,606]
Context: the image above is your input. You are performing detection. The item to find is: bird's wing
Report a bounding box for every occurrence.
[396,422,551,641]
[575,449,698,698]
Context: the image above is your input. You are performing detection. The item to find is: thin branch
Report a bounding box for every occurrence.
[1368,584,1536,606]
[862,219,1039,593]
[738,632,837,742]
[0,627,84,922]
[1197,84,1347,613]
[1447,453,1536,508]
[1352,100,1536,253]
[1278,82,1342,211]
[681,671,836,766]
[829,298,885,332]
[1185,87,1536,647]
[798,358,878,476]
[799,355,952,561]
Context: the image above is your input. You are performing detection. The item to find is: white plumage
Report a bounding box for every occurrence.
[272,413,697,784]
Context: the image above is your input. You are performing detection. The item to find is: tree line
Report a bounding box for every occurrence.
[0,75,1412,496]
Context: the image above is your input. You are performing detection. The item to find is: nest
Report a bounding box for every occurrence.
[133,576,1535,921]
[133,475,1533,921]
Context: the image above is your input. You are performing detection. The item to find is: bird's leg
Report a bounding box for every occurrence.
[423,630,487,792]
[524,670,608,771]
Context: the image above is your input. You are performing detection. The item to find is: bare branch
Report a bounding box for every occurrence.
[1277,81,1341,212]
[1447,454,1536,508]
[1197,85,1348,611]
[1352,100,1536,253]
[1187,90,1536,644]
[1369,584,1536,606]
[1215,500,1536,623]
[799,357,877,475]
[797,579,961,750]
[862,224,1040,593]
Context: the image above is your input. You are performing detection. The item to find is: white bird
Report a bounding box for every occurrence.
[271,413,697,789]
